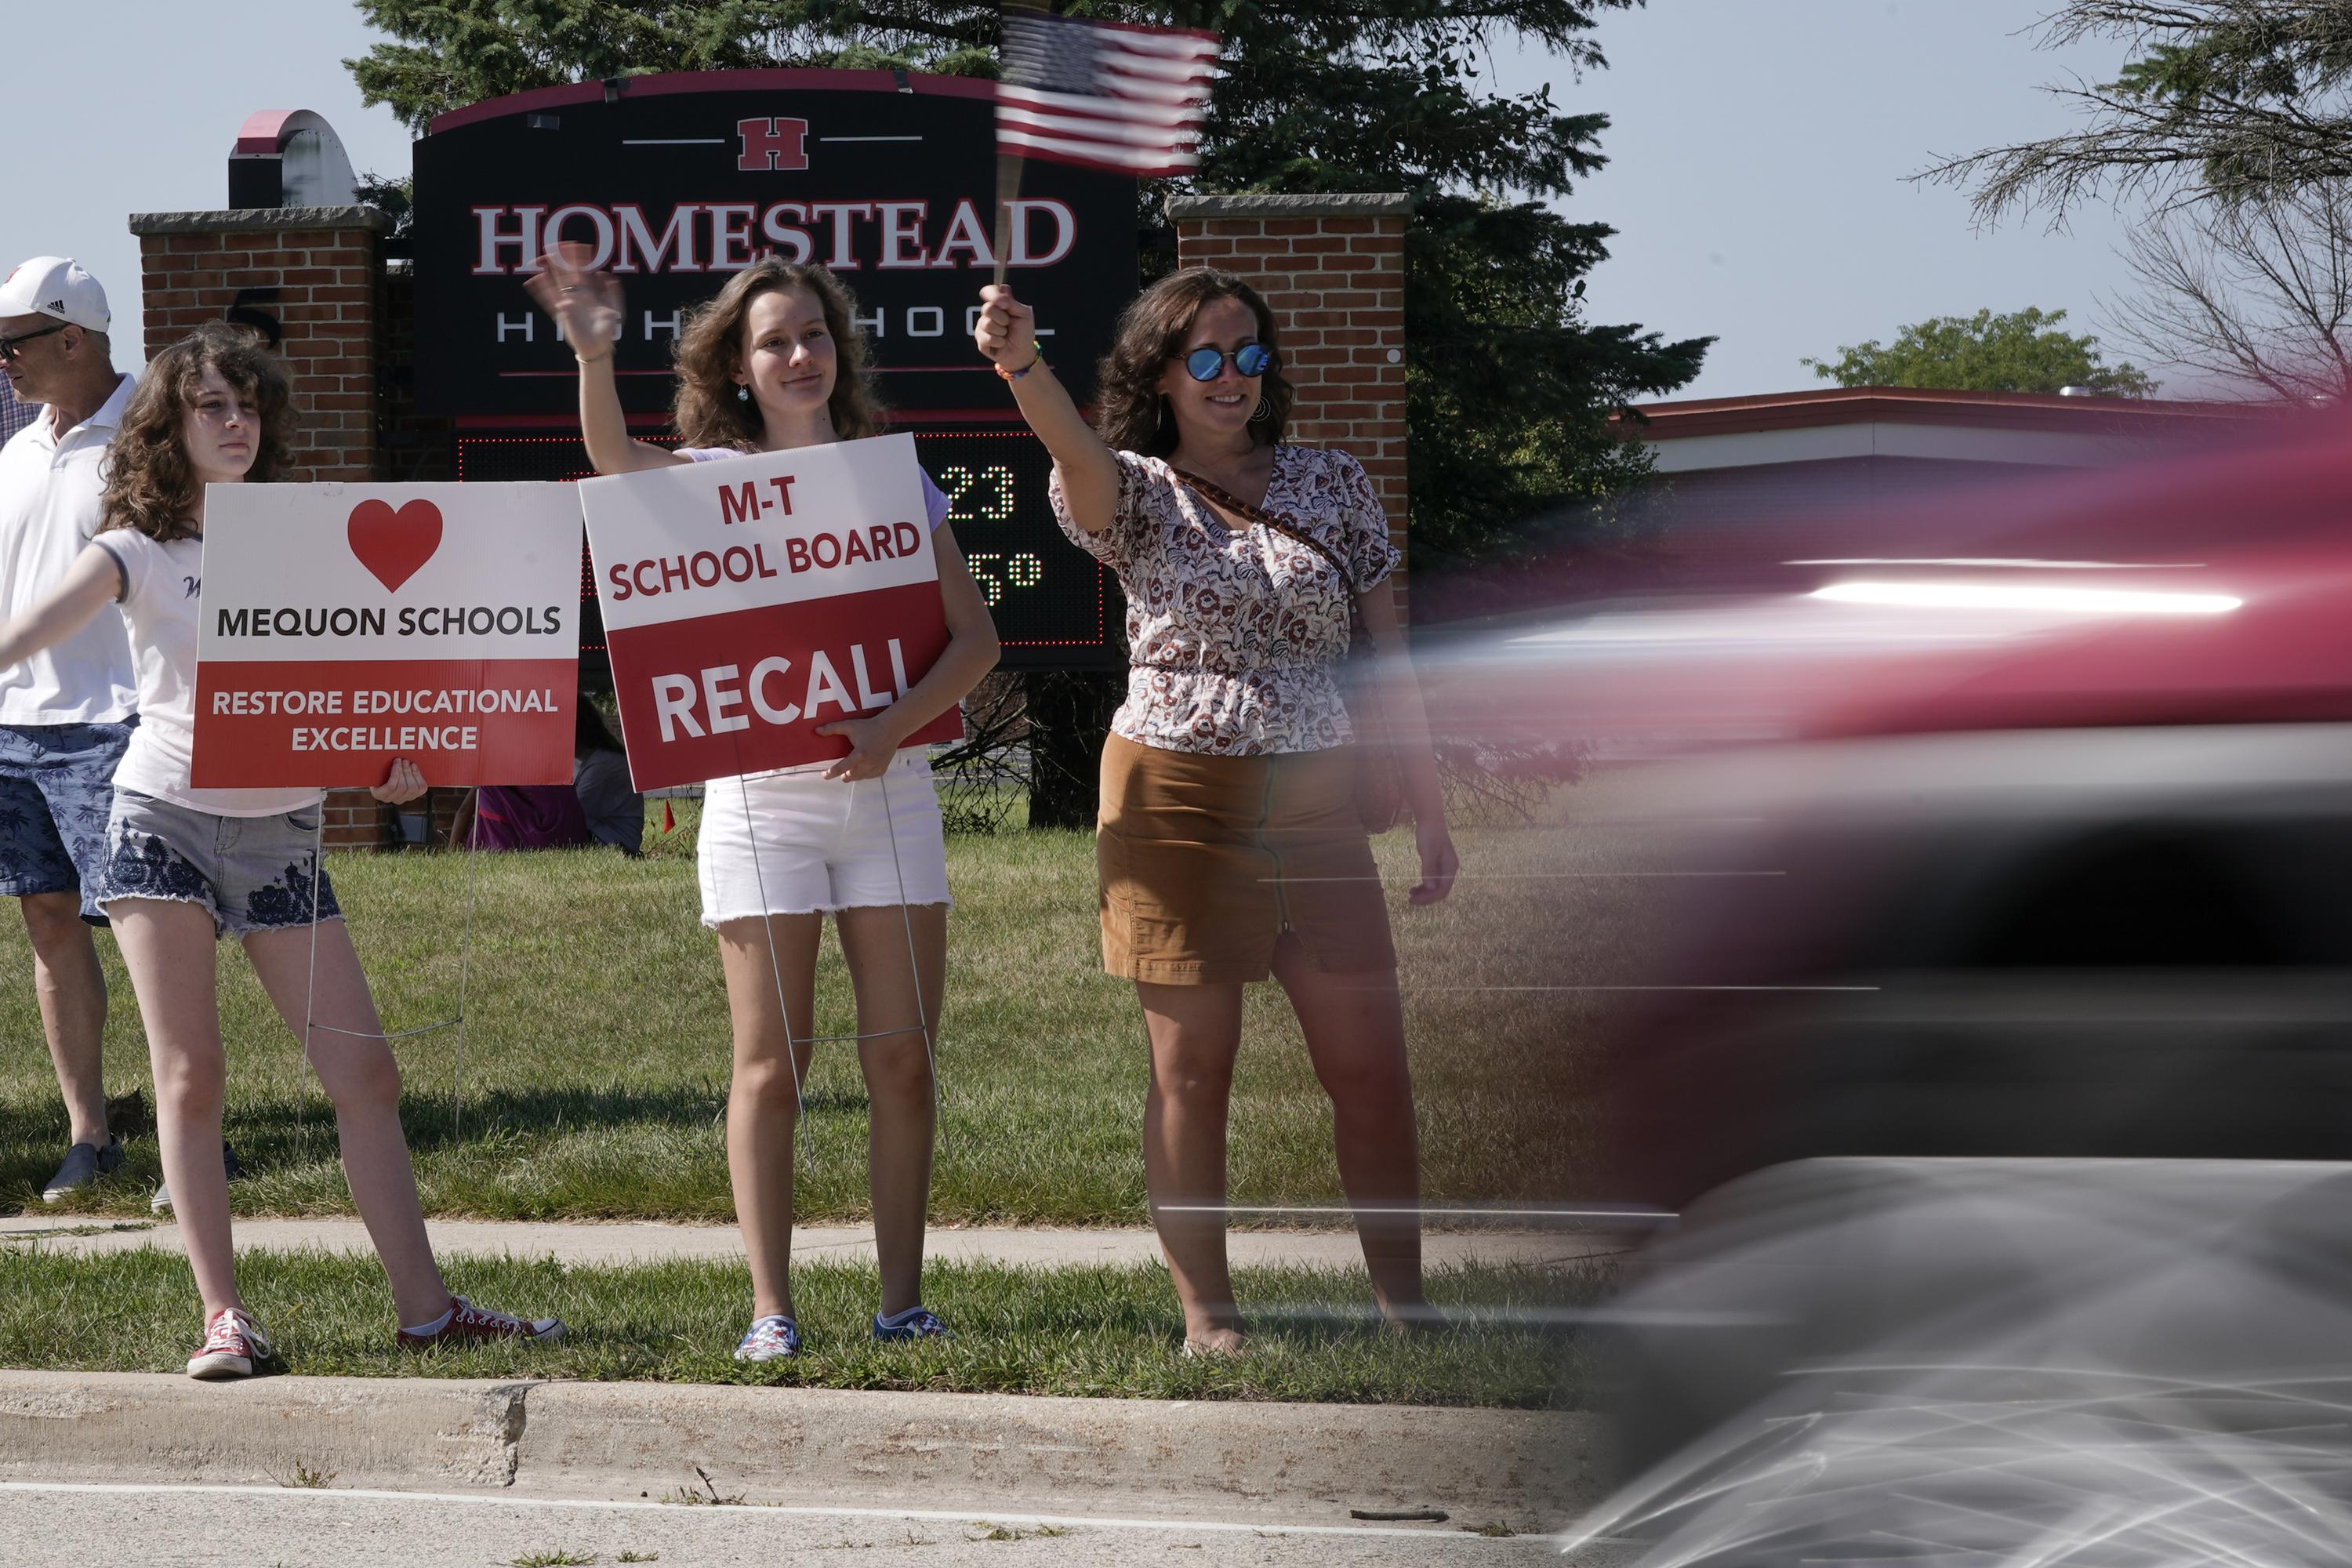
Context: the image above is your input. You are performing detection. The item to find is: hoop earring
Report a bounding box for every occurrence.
[1252,395,1270,423]
[736,385,751,403]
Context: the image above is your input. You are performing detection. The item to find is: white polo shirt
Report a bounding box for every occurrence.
[0,373,137,724]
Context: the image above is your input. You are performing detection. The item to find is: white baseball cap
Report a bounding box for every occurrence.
[0,256,108,332]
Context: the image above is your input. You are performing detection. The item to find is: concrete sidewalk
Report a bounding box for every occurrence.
[0,1371,1606,1532]
[0,1215,1623,1270]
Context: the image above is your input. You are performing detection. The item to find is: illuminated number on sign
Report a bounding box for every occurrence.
[977,466,1014,521]
[964,552,1047,606]
[939,465,1017,524]
[941,466,975,518]
[967,551,1004,604]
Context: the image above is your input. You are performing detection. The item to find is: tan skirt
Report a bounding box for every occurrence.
[1095,733,1398,984]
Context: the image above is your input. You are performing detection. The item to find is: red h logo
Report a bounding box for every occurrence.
[737,118,810,172]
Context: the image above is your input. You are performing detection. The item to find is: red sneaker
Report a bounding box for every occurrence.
[396,1295,566,1349]
[187,1307,273,1381]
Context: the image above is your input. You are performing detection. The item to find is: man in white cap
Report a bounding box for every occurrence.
[0,256,139,1199]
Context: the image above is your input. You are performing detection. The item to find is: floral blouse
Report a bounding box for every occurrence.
[1051,444,1400,756]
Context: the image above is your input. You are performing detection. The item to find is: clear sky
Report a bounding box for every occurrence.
[12,2,2151,398]
[1,4,416,369]
[1482,0,2151,400]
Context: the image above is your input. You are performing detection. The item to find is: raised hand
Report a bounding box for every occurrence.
[974,283,1038,371]
[524,243,625,358]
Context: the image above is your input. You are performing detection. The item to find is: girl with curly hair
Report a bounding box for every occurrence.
[975,271,1460,1354]
[528,246,998,1362]
[0,324,564,1377]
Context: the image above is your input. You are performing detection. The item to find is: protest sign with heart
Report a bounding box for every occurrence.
[194,483,583,787]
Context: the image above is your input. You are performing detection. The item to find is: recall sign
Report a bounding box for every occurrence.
[577,434,962,790]
[192,483,583,786]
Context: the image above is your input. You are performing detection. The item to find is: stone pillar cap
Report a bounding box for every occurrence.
[129,206,396,236]
[1165,192,1414,220]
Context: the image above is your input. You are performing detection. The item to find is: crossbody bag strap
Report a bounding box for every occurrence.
[1169,465,1362,593]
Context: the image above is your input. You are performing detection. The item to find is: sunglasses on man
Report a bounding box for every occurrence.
[0,322,69,362]
[1175,343,1276,382]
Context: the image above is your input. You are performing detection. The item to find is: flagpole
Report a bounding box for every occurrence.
[992,150,1024,290]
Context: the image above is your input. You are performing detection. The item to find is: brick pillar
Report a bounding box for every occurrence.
[129,205,392,481]
[127,205,398,849]
[1166,192,1412,619]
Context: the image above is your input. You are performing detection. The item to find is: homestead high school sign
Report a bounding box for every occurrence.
[410,70,1132,668]
[414,71,1131,416]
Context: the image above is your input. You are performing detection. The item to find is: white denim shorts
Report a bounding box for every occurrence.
[697,748,951,927]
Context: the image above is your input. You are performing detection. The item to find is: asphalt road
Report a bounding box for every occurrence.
[0,1482,1587,1567]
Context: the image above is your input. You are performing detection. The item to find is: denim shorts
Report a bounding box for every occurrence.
[0,720,136,922]
[93,789,342,940]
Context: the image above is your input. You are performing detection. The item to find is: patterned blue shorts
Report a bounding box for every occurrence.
[93,789,342,941]
[0,720,136,922]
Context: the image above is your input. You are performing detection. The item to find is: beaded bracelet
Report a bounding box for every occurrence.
[995,351,1047,383]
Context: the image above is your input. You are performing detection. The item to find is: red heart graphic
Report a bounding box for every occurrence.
[347,499,444,593]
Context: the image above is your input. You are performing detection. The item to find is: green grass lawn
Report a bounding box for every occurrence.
[0,1247,1603,1408]
[1,781,1675,1223]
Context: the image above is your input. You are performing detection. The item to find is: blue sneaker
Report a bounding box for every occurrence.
[734,1314,800,1362]
[41,1136,124,1202]
[873,1305,950,1342]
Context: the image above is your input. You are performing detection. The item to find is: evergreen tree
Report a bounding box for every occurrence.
[1925,2,2352,223]
[350,0,1708,572]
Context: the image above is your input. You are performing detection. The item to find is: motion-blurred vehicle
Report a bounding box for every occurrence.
[1424,412,2352,1562]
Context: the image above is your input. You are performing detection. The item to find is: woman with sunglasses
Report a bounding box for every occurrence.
[974,270,1459,1354]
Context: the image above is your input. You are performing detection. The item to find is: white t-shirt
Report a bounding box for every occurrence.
[0,375,138,723]
[94,528,321,818]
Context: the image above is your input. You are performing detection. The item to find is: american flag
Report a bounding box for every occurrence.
[996,11,1221,178]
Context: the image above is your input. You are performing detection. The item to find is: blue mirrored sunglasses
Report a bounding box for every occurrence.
[1179,343,1276,382]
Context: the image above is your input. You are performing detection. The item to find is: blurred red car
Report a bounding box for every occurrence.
[1421,408,2352,1211]
[1434,414,2352,1555]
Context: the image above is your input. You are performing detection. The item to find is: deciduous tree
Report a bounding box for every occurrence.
[1804,307,2155,397]
[2104,180,2352,400]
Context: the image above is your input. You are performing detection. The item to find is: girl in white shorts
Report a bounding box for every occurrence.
[529,247,999,1359]
[0,325,563,1377]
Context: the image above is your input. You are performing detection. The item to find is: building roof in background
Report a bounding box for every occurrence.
[1618,387,2285,474]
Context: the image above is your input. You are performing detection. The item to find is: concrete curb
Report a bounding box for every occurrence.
[0,1372,1604,1526]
